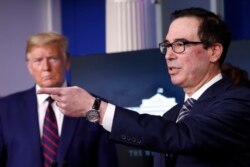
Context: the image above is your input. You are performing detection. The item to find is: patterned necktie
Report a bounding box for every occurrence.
[42,97,59,167]
[176,98,196,122]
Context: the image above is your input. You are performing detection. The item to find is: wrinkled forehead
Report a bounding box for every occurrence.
[166,17,201,41]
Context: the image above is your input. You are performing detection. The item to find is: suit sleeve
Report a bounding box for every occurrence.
[109,88,250,154]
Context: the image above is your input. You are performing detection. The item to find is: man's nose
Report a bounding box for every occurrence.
[165,50,176,60]
[41,59,51,70]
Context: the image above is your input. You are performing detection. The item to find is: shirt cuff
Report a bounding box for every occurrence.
[101,103,116,132]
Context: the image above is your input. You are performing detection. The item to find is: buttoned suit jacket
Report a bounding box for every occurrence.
[0,87,118,167]
[109,77,250,167]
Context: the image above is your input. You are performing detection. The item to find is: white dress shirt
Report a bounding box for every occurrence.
[36,82,67,138]
[102,73,223,132]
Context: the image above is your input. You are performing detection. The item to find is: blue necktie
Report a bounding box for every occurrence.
[176,98,196,122]
[42,97,59,167]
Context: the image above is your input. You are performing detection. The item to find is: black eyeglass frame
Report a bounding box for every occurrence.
[159,40,205,54]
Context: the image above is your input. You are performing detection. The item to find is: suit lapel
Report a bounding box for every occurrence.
[165,78,233,120]
[200,78,231,100]
[57,116,79,162]
[22,87,43,166]
[162,103,183,121]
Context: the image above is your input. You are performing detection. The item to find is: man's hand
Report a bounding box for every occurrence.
[37,86,95,117]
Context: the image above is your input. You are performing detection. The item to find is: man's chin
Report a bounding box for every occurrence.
[170,77,183,86]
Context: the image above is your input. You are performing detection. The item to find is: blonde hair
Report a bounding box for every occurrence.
[25,31,68,60]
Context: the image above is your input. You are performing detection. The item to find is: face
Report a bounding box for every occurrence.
[165,17,220,94]
[26,44,70,88]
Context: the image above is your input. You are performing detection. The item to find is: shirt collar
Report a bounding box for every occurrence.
[36,81,67,105]
[184,73,222,101]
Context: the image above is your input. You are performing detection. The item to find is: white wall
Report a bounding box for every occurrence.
[0,0,61,96]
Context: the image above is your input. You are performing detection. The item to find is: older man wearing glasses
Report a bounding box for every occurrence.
[38,7,250,167]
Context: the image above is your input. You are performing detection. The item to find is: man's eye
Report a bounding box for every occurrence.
[33,59,42,63]
[165,43,171,48]
[49,57,60,62]
[175,42,184,46]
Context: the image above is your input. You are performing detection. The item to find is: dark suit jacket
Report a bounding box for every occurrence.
[0,87,118,167]
[109,78,250,167]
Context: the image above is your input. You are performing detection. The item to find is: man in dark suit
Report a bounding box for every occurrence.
[0,32,118,167]
[37,8,250,167]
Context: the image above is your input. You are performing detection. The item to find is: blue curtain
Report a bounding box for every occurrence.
[224,0,250,40]
[61,0,105,56]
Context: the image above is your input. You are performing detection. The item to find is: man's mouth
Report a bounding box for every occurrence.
[168,67,181,75]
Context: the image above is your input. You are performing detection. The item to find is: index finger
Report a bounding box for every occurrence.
[36,87,62,95]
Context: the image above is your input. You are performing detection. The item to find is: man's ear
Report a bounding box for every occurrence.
[209,43,223,63]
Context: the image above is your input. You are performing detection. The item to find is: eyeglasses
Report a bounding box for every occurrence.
[159,40,204,54]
